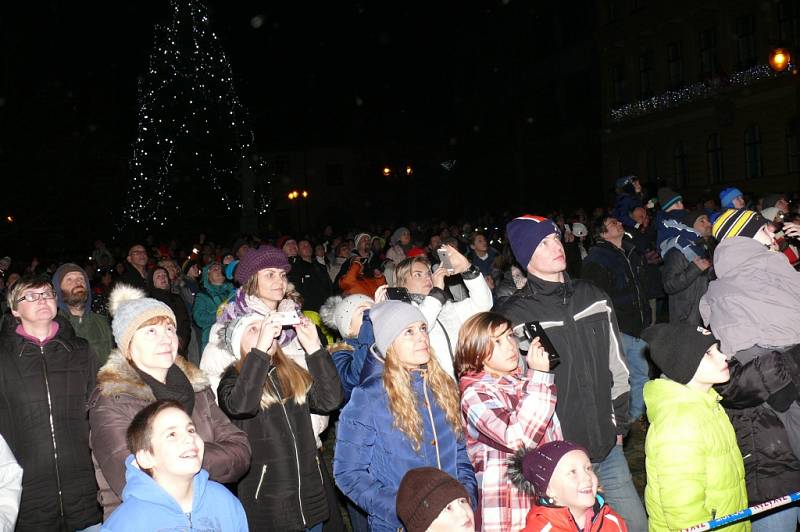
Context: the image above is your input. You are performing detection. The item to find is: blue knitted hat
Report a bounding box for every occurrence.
[506,215,560,268]
[719,187,743,209]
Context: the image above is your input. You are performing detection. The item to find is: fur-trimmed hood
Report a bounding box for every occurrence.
[94,349,210,401]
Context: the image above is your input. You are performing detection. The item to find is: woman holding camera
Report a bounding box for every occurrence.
[392,245,492,378]
[456,312,562,532]
[217,311,343,531]
[334,301,477,532]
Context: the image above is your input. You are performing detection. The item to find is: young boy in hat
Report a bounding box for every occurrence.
[641,323,748,532]
[396,467,475,532]
[508,440,627,531]
[101,400,248,531]
[655,187,707,261]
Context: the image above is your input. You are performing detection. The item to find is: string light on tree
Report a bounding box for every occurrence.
[123,0,270,230]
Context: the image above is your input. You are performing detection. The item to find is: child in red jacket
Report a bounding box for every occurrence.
[509,440,628,532]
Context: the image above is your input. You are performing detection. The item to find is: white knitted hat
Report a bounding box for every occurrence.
[109,284,176,356]
[320,294,373,338]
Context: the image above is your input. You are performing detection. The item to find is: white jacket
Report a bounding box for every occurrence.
[413,274,493,378]
[200,295,330,448]
[0,434,21,532]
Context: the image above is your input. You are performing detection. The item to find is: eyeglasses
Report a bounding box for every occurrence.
[17,290,56,303]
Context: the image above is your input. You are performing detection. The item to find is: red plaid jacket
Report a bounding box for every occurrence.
[460,369,562,532]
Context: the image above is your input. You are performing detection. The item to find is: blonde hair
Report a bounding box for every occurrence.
[383,345,462,451]
[237,344,313,408]
[395,256,431,289]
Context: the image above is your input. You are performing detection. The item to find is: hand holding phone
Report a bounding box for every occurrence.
[437,248,453,272]
[386,287,411,302]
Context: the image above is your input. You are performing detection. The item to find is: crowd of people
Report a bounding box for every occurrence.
[0,178,799,531]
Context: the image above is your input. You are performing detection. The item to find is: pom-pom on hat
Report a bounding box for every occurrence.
[719,187,743,209]
[109,284,176,357]
[221,312,265,356]
[320,294,374,338]
[641,323,719,384]
[712,209,766,241]
[396,467,470,532]
[508,440,589,497]
[234,246,291,285]
[369,300,426,356]
[506,215,560,268]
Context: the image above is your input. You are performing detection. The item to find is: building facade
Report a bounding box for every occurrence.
[599,0,800,204]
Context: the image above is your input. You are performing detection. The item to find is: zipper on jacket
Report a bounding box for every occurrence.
[622,246,645,327]
[40,345,65,518]
[421,374,442,470]
[254,464,267,499]
[268,371,307,528]
[315,454,324,485]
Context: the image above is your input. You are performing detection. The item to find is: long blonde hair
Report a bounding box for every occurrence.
[237,344,313,408]
[383,345,462,451]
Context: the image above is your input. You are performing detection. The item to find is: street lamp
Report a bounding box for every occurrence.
[769,47,792,73]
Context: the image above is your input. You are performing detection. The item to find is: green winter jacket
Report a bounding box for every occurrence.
[192,265,235,353]
[59,309,114,365]
[644,379,749,532]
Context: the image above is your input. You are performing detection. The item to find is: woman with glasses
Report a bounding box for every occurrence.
[0,275,102,531]
[334,300,477,532]
[390,247,492,379]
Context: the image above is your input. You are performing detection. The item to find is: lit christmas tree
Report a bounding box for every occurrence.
[123,0,268,233]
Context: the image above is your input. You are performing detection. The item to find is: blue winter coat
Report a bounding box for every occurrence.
[193,265,236,352]
[101,455,248,532]
[655,209,705,259]
[613,192,643,230]
[330,312,375,403]
[333,353,477,531]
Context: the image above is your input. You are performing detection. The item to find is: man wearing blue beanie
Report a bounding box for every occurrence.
[497,214,648,531]
[719,187,745,210]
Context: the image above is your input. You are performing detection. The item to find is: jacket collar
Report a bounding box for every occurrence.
[95,350,210,401]
[525,271,574,300]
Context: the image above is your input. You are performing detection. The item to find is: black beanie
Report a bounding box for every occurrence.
[642,323,719,384]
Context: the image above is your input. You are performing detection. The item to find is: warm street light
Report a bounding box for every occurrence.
[405,165,413,176]
[287,190,308,200]
[769,48,792,73]
[301,190,308,198]
[382,166,392,177]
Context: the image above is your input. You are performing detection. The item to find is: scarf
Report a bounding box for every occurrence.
[135,364,195,415]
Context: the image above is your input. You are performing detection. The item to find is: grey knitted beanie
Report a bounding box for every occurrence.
[370,300,427,355]
[109,284,176,356]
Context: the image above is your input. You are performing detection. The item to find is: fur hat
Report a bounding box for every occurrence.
[109,284,175,356]
[719,187,743,209]
[396,467,469,532]
[508,440,590,498]
[221,313,265,356]
[712,209,766,241]
[234,246,291,285]
[642,323,719,384]
[370,301,426,355]
[506,215,560,268]
[320,294,374,338]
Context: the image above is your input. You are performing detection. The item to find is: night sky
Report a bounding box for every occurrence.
[1,1,590,254]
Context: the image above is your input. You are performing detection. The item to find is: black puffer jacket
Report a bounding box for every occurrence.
[581,239,650,337]
[0,315,101,531]
[494,273,631,461]
[715,349,800,504]
[661,247,712,326]
[218,347,343,531]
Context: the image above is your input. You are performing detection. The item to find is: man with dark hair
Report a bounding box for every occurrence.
[53,263,114,364]
[582,216,651,427]
[289,239,333,312]
[496,215,647,531]
[0,275,101,531]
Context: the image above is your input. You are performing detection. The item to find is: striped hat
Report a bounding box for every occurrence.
[712,208,766,241]
[506,215,560,267]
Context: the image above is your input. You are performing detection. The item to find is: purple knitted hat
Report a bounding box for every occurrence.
[234,246,291,284]
[511,440,589,496]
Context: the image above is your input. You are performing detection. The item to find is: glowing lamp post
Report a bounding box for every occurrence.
[769,48,792,73]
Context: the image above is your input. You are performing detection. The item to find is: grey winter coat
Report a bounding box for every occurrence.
[662,247,711,326]
[700,237,800,354]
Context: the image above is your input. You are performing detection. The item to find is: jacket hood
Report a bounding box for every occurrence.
[713,236,771,278]
[121,454,209,511]
[200,264,234,295]
[360,346,385,385]
[94,350,210,401]
[644,378,721,425]
[53,263,92,313]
